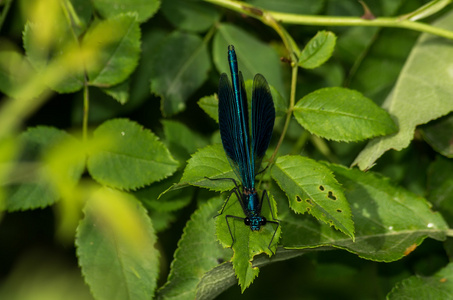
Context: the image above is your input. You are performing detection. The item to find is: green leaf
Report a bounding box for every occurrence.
[23,22,84,93]
[92,0,160,22]
[281,163,448,261]
[5,127,85,211]
[76,188,159,300]
[150,31,210,116]
[83,14,141,87]
[148,210,176,233]
[101,79,130,104]
[353,10,453,170]
[215,191,281,292]
[0,51,38,99]
[134,173,193,213]
[298,31,337,69]
[71,29,169,124]
[70,0,93,35]
[179,144,236,192]
[213,23,286,98]
[198,94,218,122]
[271,155,354,240]
[162,120,209,163]
[427,156,453,227]
[161,0,220,32]
[87,118,179,190]
[156,197,231,299]
[421,113,453,157]
[127,28,169,110]
[294,87,397,142]
[388,263,453,299]
[347,28,418,106]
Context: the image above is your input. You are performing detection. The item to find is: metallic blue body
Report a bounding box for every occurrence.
[217,45,276,233]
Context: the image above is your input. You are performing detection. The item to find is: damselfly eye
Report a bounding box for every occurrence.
[260,217,267,226]
[244,217,251,225]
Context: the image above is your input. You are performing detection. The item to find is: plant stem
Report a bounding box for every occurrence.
[269,64,298,165]
[83,83,89,143]
[205,0,453,40]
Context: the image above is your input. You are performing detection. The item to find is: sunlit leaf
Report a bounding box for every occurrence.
[76,188,159,300]
[299,31,337,69]
[294,87,397,142]
[353,10,453,170]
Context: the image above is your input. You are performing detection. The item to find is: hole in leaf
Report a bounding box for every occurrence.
[319,185,325,191]
[306,199,312,205]
[296,196,302,203]
[306,207,311,212]
[328,191,337,200]
[336,209,342,213]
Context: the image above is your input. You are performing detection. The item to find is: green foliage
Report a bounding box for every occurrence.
[156,197,232,299]
[353,10,453,169]
[1,0,453,299]
[150,31,210,116]
[5,127,85,211]
[272,155,354,239]
[388,263,453,299]
[215,192,281,291]
[76,188,159,300]
[294,87,397,141]
[87,118,178,190]
[298,31,337,69]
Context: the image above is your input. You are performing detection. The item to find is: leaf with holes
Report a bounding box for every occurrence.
[280,163,448,262]
[271,155,354,239]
